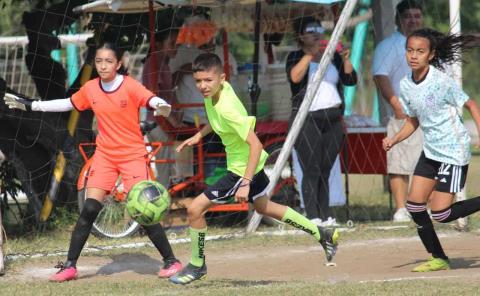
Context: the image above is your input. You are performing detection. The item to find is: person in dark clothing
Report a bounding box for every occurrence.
[286,16,357,226]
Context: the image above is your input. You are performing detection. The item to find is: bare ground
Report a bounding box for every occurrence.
[3,231,480,285]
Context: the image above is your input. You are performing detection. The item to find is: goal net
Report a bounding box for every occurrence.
[0,0,477,240]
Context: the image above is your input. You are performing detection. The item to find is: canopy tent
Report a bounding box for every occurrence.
[73,0,347,33]
[72,1,371,33]
[72,0,350,110]
[73,0,345,14]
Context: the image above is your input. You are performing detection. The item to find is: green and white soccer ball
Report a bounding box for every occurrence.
[126,180,171,226]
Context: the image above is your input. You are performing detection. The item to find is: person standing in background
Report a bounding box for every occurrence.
[286,16,357,226]
[142,28,183,127]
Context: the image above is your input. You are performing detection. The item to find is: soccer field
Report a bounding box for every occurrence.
[2,152,480,295]
[2,224,480,296]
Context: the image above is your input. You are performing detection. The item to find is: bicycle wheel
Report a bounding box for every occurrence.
[78,173,140,239]
[263,143,299,208]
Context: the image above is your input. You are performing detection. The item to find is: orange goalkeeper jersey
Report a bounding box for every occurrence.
[71,75,154,159]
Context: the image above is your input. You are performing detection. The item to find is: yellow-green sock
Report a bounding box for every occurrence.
[189,227,207,267]
[281,207,320,240]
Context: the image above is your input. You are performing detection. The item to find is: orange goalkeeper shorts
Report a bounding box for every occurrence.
[86,149,150,193]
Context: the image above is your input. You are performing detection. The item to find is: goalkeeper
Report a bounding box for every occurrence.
[171,53,339,285]
[2,42,182,282]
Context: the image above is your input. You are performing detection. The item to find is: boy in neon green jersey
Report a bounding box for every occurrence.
[170,53,339,285]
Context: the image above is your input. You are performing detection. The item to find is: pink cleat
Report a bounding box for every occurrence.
[49,262,78,282]
[158,259,183,278]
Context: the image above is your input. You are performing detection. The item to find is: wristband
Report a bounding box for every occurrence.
[17,97,33,111]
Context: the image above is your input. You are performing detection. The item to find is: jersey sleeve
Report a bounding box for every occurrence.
[223,111,256,141]
[444,77,469,108]
[128,77,156,108]
[70,85,91,111]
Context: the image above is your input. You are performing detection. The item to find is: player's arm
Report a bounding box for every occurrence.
[464,98,480,147]
[235,129,263,203]
[3,93,73,112]
[373,75,406,119]
[175,123,212,152]
[243,130,263,182]
[382,116,419,151]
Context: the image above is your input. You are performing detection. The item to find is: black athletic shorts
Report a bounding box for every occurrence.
[203,170,270,204]
[413,151,468,193]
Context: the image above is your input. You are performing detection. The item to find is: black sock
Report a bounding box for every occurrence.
[66,199,103,266]
[432,196,480,223]
[143,224,175,262]
[407,201,448,260]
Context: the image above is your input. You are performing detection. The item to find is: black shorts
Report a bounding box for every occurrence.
[414,152,468,193]
[203,170,270,204]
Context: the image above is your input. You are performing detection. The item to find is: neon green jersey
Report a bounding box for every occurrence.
[204,81,268,176]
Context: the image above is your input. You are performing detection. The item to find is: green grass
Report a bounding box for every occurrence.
[1,275,479,296]
[3,214,480,295]
[3,148,480,295]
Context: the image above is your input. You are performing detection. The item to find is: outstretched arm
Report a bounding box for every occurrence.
[175,123,212,153]
[3,93,73,112]
[464,98,480,147]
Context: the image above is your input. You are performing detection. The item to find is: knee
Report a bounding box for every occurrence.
[80,198,103,222]
[254,204,267,216]
[187,204,202,220]
[406,201,429,226]
[431,207,452,223]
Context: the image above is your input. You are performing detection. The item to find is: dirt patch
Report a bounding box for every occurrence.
[4,232,480,284]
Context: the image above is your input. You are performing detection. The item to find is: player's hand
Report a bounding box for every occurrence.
[176,132,201,152]
[153,102,171,117]
[382,137,396,151]
[235,183,250,203]
[3,93,32,111]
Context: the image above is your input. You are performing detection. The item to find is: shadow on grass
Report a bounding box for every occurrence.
[450,257,480,269]
[392,256,480,270]
[91,252,161,277]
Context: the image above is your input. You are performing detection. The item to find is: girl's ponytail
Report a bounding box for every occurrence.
[408,28,477,70]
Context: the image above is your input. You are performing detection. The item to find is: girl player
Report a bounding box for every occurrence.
[3,42,182,281]
[383,28,480,272]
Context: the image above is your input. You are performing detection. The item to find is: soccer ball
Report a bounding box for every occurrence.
[126,180,171,226]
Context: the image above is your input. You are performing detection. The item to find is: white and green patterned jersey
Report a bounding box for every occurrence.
[400,65,470,166]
